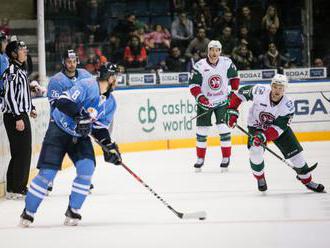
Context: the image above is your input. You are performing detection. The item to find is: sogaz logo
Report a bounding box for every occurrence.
[138,99,157,132]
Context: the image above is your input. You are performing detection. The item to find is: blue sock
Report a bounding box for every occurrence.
[69,159,95,210]
[25,169,57,213]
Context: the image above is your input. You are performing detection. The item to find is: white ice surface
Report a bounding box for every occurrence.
[1,141,330,248]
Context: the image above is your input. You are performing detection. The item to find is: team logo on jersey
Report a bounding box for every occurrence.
[208,75,222,90]
[258,111,275,129]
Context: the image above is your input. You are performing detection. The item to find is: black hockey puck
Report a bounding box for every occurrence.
[199,217,206,220]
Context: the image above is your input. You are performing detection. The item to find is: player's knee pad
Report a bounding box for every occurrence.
[249,146,264,165]
[289,152,306,168]
[75,159,95,180]
[37,169,57,185]
[196,126,210,137]
[217,123,231,134]
[28,169,57,201]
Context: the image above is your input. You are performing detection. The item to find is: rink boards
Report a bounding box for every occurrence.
[1,81,330,196]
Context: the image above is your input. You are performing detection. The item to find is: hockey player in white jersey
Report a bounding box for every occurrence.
[225,74,325,192]
[189,40,240,172]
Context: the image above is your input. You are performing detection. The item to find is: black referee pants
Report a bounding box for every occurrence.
[4,113,32,193]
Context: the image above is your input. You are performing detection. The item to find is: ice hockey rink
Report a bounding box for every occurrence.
[0,141,330,248]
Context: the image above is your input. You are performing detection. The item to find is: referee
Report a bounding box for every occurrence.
[2,40,37,199]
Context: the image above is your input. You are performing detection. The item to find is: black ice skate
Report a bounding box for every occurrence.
[305,181,325,193]
[257,178,268,192]
[64,206,82,226]
[194,158,204,173]
[19,209,34,227]
[220,157,230,172]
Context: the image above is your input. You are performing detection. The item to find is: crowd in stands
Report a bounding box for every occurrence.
[1,0,329,77]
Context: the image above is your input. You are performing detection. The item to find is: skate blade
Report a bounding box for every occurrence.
[19,218,32,228]
[64,217,80,226]
[194,168,202,173]
[220,167,229,173]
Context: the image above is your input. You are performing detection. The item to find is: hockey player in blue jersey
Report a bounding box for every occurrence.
[47,49,92,112]
[46,49,92,193]
[0,31,9,107]
[20,63,122,227]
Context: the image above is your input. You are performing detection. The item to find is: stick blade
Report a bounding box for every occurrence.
[181,211,207,220]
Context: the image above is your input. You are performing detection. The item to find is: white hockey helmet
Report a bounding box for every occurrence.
[271,73,288,88]
[208,40,222,51]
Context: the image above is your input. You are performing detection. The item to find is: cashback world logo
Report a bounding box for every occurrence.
[138,99,197,133]
[138,99,157,132]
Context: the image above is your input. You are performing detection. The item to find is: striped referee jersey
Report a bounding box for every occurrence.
[2,61,33,119]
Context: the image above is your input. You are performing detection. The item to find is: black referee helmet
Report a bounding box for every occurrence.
[5,40,27,59]
[98,63,118,81]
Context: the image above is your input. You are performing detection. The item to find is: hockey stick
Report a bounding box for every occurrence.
[321,91,330,103]
[91,136,207,220]
[234,124,318,173]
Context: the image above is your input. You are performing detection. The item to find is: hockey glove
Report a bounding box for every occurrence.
[197,94,210,110]
[225,108,239,128]
[251,132,267,147]
[75,110,92,137]
[103,141,122,165]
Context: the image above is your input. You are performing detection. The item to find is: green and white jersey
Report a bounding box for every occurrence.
[237,84,294,135]
[189,57,238,106]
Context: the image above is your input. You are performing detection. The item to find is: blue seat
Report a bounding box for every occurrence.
[283,28,303,47]
[126,0,149,15]
[147,49,169,67]
[286,48,303,65]
[149,0,170,15]
[108,2,127,18]
[150,15,172,30]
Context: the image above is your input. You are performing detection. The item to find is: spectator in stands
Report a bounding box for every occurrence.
[171,11,194,52]
[238,25,262,57]
[75,42,88,65]
[194,13,212,37]
[185,28,210,59]
[113,14,145,47]
[261,5,280,32]
[165,46,186,72]
[237,6,260,36]
[231,40,254,70]
[123,35,147,69]
[216,27,237,57]
[313,58,324,67]
[103,34,123,64]
[210,0,231,18]
[261,23,283,52]
[144,24,171,49]
[81,0,105,42]
[186,51,201,73]
[212,10,237,39]
[84,47,107,75]
[0,17,10,36]
[261,42,289,70]
[133,27,147,48]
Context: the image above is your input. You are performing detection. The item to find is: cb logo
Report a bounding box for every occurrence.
[138,99,157,132]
